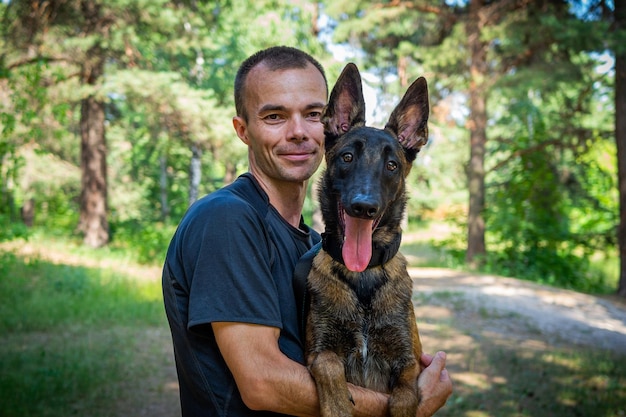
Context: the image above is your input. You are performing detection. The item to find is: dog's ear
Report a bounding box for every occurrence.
[384,77,429,164]
[322,63,366,150]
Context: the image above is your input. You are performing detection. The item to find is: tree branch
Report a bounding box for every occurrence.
[6,54,77,70]
[488,138,573,173]
[374,0,452,16]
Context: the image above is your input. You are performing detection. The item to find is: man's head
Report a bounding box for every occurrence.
[232,46,328,191]
[234,46,327,122]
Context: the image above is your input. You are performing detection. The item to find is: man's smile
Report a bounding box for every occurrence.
[277,148,318,162]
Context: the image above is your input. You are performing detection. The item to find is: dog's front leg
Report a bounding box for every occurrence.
[308,350,353,417]
[388,359,420,417]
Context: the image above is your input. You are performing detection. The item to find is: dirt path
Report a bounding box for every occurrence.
[146,267,626,417]
[410,267,626,354]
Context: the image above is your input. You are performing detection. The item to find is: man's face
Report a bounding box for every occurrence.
[233,63,327,186]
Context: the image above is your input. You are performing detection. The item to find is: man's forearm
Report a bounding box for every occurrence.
[348,383,389,417]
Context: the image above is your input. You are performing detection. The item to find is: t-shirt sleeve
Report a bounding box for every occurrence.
[180,195,281,333]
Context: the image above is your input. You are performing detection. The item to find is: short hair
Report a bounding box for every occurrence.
[234,46,327,121]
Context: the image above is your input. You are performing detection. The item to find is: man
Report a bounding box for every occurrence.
[162,46,452,417]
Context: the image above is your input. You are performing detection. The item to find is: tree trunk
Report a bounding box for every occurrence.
[465,0,488,267]
[189,144,201,206]
[159,154,170,220]
[21,198,35,227]
[615,0,626,297]
[77,1,109,248]
[79,91,109,247]
[78,99,108,248]
[224,161,237,185]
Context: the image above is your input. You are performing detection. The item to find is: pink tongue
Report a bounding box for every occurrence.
[342,215,374,272]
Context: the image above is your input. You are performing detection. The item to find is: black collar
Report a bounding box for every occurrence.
[321,231,402,269]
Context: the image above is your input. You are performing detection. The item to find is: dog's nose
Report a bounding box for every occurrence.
[350,198,380,218]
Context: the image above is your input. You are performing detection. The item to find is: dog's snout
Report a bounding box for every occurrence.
[350,197,380,218]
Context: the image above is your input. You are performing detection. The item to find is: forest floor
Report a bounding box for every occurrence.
[125,266,626,417]
[4,238,626,416]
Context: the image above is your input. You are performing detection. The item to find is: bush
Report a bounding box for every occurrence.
[110,220,176,265]
[0,215,30,242]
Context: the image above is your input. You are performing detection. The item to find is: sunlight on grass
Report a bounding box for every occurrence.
[2,232,625,417]
[453,372,492,390]
[0,244,168,417]
[465,412,490,417]
[0,252,163,333]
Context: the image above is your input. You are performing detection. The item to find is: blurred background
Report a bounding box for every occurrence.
[1,1,625,416]
[1,0,622,291]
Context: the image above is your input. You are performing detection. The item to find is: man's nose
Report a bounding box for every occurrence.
[287,115,307,141]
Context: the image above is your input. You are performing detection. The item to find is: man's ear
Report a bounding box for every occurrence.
[232,116,250,145]
[322,63,366,150]
[384,76,429,164]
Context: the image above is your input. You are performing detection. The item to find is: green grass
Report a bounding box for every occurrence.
[439,345,626,417]
[415,291,626,417]
[0,252,162,332]
[1,232,625,417]
[0,248,166,417]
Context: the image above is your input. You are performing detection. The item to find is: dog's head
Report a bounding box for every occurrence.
[320,63,429,272]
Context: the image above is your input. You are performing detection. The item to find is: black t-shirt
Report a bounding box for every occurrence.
[162,173,320,417]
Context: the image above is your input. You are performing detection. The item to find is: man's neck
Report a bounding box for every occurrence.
[252,173,307,228]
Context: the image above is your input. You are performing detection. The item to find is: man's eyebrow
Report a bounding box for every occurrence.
[259,104,287,114]
[258,102,326,114]
[307,102,326,109]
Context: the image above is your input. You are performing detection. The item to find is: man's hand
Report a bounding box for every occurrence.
[416,351,453,417]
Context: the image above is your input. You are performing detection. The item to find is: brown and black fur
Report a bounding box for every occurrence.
[305,63,429,417]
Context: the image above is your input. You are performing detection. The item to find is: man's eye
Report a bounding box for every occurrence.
[308,111,322,120]
[263,114,284,123]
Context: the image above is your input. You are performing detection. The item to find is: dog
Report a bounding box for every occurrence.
[304,63,429,417]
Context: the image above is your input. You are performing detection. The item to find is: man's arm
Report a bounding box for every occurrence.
[213,321,451,417]
[212,322,394,417]
[213,321,320,416]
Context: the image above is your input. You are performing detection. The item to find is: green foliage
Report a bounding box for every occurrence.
[0,60,48,236]
[1,0,620,293]
[1,0,328,238]
[0,216,29,241]
[483,46,616,291]
[110,220,177,265]
[326,0,618,291]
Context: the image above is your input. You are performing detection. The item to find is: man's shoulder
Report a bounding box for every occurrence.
[192,174,269,216]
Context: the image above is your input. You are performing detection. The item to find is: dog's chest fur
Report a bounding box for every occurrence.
[307,251,415,392]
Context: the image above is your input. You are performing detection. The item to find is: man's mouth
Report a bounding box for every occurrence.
[278,147,317,162]
[282,152,314,162]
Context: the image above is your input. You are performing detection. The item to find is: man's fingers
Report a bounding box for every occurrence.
[420,352,434,367]
[429,351,447,371]
[440,368,450,382]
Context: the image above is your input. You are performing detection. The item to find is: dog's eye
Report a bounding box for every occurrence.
[387,161,398,171]
[342,153,353,163]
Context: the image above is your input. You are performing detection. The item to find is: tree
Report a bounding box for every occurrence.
[465,0,488,266]
[76,2,110,248]
[614,0,626,296]
[324,0,578,265]
[2,0,329,244]
[2,0,179,247]
[326,0,616,288]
